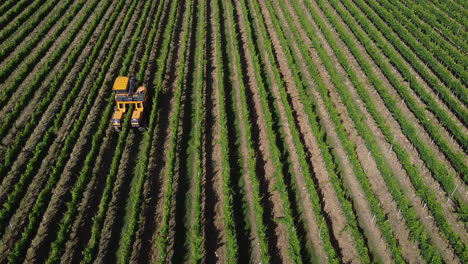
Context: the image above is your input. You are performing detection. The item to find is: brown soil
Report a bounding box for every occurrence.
[0,0,464,263]
[0,0,119,260]
[331,0,465,179]
[252,0,361,262]
[311,0,463,262]
[310,1,458,262]
[5,0,143,261]
[226,0,294,262]
[144,2,193,261]
[278,1,395,263]
[358,0,468,136]
[0,0,91,122]
[0,0,103,201]
[309,0,467,241]
[207,0,265,262]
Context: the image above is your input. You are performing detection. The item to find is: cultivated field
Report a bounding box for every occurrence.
[0,0,466,263]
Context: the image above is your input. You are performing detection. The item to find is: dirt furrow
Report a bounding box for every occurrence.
[277,1,394,262]
[0,0,105,198]
[202,0,225,262]
[95,132,140,263]
[92,1,164,261]
[352,0,466,154]
[225,0,303,262]
[0,0,68,66]
[127,1,186,261]
[206,0,265,261]
[0,1,120,260]
[310,0,461,261]
[0,0,90,118]
[298,0,426,262]
[306,0,458,261]
[361,0,468,132]
[22,0,128,257]
[145,2,192,261]
[59,129,115,263]
[330,0,465,175]
[50,1,147,259]
[319,0,466,196]
[128,0,182,261]
[249,0,360,262]
[306,0,467,244]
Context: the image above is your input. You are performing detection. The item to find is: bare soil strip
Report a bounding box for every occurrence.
[318,0,466,198]
[228,0,319,262]
[310,0,461,261]
[310,0,467,244]
[128,0,183,262]
[21,1,129,261]
[331,0,466,176]
[0,0,88,116]
[302,0,467,241]
[207,0,270,261]
[0,0,121,260]
[312,1,457,261]
[254,1,372,262]
[275,1,393,262]
[203,1,227,262]
[351,0,467,152]
[0,0,103,192]
[223,1,292,263]
[145,1,194,261]
[93,1,165,261]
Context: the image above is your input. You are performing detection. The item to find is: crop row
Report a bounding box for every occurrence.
[115,0,175,262]
[407,0,467,51]
[386,0,467,73]
[0,0,111,236]
[250,0,370,262]
[231,0,323,262]
[427,0,467,29]
[356,0,468,122]
[0,0,53,43]
[344,0,468,156]
[0,0,18,15]
[3,0,123,262]
[0,0,92,150]
[0,0,108,181]
[377,0,467,82]
[307,0,467,260]
[217,0,271,262]
[42,0,140,262]
[187,0,207,262]
[78,0,156,262]
[311,0,448,261]
[332,0,468,179]
[0,0,80,105]
[155,0,194,262]
[263,0,387,262]
[0,0,31,30]
[287,0,406,261]
[315,0,466,260]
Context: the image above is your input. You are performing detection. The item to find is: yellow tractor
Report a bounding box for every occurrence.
[111,76,147,131]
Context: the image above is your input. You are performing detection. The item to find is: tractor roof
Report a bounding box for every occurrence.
[113,76,129,91]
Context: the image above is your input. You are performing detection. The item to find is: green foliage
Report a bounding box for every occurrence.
[0,0,91,176]
[218,0,273,262]
[79,0,156,262]
[0,0,110,237]
[0,0,82,107]
[115,0,176,262]
[44,0,140,262]
[155,0,193,262]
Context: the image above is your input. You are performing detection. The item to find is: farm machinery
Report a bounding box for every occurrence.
[111,76,148,131]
